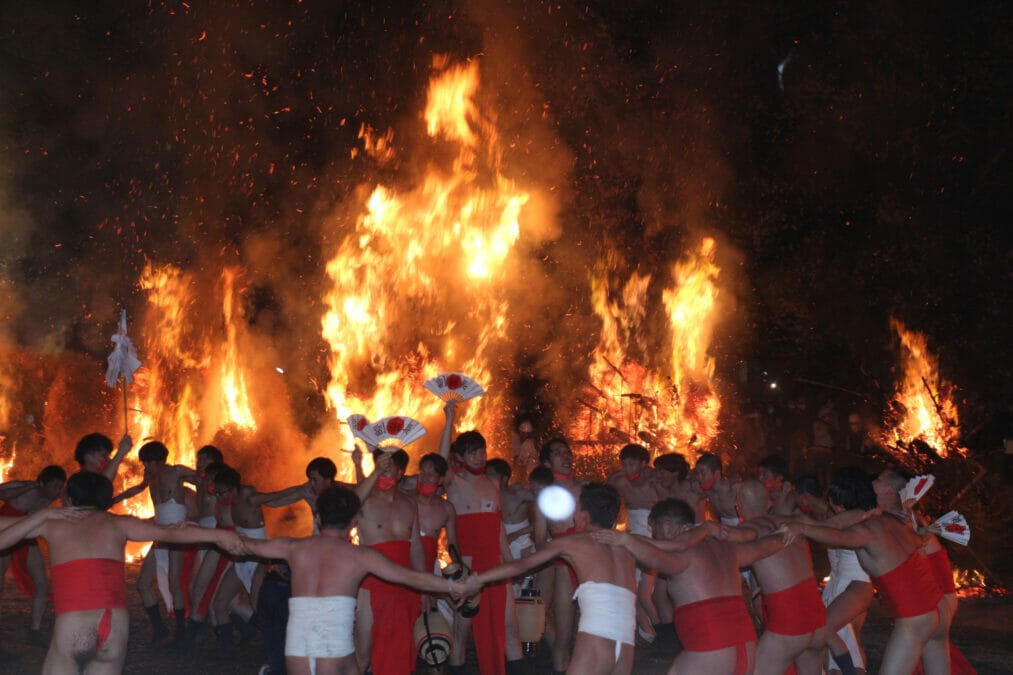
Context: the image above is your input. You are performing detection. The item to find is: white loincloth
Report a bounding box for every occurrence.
[626,508,651,536]
[504,519,534,559]
[720,515,740,526]
[824,548,870,669]
[234,525,268,593]
[198,515,217,529]
[573,581,636,662]
[153,499,188,610]
[286,595,356,673]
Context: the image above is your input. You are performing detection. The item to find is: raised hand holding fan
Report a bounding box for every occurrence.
[367,416,428,450]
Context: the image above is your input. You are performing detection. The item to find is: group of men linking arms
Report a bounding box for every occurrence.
[0,423,972,675]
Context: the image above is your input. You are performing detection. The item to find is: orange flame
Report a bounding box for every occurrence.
[575,238,722,463]
[886,319,962,457]
[321,59,525,477]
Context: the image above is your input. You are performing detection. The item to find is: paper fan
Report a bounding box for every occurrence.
[899,474,935,505]
[365,416,427,449]
[423,372,486,402]
[346,415,371,442]
[928,510,970,546]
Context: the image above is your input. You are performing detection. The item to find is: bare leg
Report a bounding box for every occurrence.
[552,565,575,672]
[354,587,373,672]
[878,614,938,675]
[450,609,471,667]
[137,549,158,606]
[504,586,523,660]
[188,549,222,620]
[26,546,50,630]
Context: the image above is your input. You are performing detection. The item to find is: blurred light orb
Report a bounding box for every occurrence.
[538,485,576,521]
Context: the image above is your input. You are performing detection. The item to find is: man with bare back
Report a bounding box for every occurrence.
[465,483,639,675]
[439,400,520,675]
[239,484,467,675]
[598,498,789,675]
[0,465,67,646]
[133,440,199,645]
[27,471,242,674]
[793,474,949,675]
[736,480,828,675]
[534,437,586,674]
[353,449,426,674]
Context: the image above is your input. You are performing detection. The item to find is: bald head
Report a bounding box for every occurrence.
[737,479,771,518]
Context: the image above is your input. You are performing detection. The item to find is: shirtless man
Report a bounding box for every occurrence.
[355,449,426,675]
[74,432,132,482]
[416,453,458,573]
[534,437,585,674]
[210,465,276,655]
[439,401,520,675]
[26,471,242,674]
[486,459,535,560]
[597,498,789,675]
[877,468,973,675]
[652,453,706,521]
[757,456,796,516]
[607,444,662,644]
[240,485,467,675]
[0,465,67,646]
[793,473,949,675]
[693,453,738,524]
[465,483,638,675]
[265,455,362,533]
[134,440,198,645]
[736,480,827,675]
[182,453,229,640]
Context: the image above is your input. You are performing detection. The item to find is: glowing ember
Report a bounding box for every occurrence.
[0,443,15,483]
[885,319,963,457]
[321,59,523,477]
[574,238,722,464]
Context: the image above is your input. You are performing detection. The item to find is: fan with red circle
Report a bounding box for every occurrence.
[357,416,427,450]
[928,511,970,546]
[346,414,372,442]
[423,372,486,402]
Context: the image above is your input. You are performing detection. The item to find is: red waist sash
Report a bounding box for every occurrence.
[51,558,126,650]
[762,576,826,635]
[421,535,439,573]
[0,502,27,517]
[361,539,412,592]
[873,551,943,618]
[0,502,36,598]
[456,512,502,572]
[925,548,957,595]
[673,595,756,652]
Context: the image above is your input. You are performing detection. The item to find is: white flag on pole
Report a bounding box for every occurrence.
[106,309,142,388]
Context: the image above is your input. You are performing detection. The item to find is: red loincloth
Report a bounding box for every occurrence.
[925,548,957,595]
[873,551,942,619]
[421,535,439,573]
[51,558,126,650]
[194,526,236,618]
[0,502,36,599]
[457,512,507,675]
[673,595,756,675]
[361,540,421,675]
[761,576,826,636]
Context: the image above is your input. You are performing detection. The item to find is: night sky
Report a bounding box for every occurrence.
[1,1,1010,448]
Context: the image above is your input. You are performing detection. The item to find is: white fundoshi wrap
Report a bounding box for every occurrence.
[153,499,188,610]
[625,508,651,536]
[572,581,636,662]
[823,548,870,669]
[234,525,268,592]
[286,595,357,673]
[504,519,534,559]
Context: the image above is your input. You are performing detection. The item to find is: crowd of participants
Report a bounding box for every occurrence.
[0,399,974,675]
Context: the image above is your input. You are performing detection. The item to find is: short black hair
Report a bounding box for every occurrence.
[694,453,721,474]
[138,441,169,463]
[197,445,224,464]
[528,466,554,486]
[486,458,511,481]
[793,474,822,498]
[649,498,696,526]
[213,465,241,491]
[419,453,448,476]
[316,485,361,530]
[654,453,689,480]
[372,448,409,471]
[37,465,67,486]
[66,471,113,510]
[619,444,650,463]
[74,433,113,466]
[828,468,876,510]
[758,455,789,480]
[306,457,337,480]
[539,438,570,465]
[450,431,486,456]
[579,483,621,529]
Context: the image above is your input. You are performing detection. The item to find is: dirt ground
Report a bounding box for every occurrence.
[0,562,1010,674]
